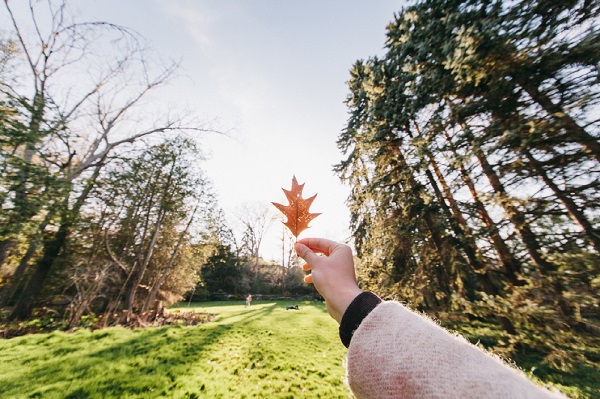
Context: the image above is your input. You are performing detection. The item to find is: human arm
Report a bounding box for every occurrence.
[346,301,565,398]
[294,238,363,324]
[295,237,565,399]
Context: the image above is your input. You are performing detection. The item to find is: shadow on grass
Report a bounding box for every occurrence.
[1,304,281,398]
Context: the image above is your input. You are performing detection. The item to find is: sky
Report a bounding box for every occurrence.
[54,1,405,261]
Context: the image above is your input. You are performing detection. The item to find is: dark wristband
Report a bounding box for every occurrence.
[339,292,382,348]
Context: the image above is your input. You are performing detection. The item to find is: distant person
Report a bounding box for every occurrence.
[295,237,566,399]
[245,294,252,307]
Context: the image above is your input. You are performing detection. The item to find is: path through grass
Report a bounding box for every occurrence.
[0,301,349,398]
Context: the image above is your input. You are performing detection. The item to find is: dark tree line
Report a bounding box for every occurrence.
[194,212,314,301]
[195,241,312,302]
[337,0,598,368]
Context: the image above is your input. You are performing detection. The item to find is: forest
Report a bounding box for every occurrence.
[0,0,310,331]
[1,0,599,385]
[336,0,599,372]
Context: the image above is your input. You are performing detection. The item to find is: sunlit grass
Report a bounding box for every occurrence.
[0,301,349,398]
[2,301,596,398]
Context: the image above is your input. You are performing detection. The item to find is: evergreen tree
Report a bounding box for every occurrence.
[337,0,598,366]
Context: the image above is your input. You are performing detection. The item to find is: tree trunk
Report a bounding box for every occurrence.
[390,142,454,305]
[428,158,506,294]
[125,207,165,318]
[466,137,575,319]
[416,139,515,332]
[0,240,39,306]
[0,239,16,270]
[8,162,103,320]
[0,209,54,306]
[9,219,69,320]
[125,155,177,319]
[524,149,600,252]
[516,77,600,164]
[410,125,505,295]
[141,205,198,314]
[0,92,46,270]
[444,132,523,284]
[472,144,552,271]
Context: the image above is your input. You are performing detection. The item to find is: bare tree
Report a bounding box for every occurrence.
[235,202,275,288]
[1,0,217,319]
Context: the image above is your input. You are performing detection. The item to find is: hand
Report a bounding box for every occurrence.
[295,238,363,323]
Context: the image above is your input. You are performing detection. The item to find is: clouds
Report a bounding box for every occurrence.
[156,1,400,258]
[80,0,401,259]
[163,1,227,53]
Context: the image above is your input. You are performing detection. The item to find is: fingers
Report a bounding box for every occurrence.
[294,242,321,266]
[296,238,341,257]
[302,263,312,283]
[296,244,315,284]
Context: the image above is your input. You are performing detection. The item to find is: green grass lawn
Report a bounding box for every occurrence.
[0,301,349,399]
[1,301,597,398]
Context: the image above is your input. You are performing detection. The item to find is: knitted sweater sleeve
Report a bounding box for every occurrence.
[346,301,566,399]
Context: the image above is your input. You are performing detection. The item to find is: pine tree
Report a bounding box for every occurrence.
[337,0,598,364]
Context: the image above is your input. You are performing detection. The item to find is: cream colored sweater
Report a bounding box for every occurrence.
[346,302,566,399]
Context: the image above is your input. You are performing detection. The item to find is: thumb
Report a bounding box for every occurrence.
[295,243,320,266]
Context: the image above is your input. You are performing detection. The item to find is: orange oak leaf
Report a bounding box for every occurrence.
[271,176,321,238]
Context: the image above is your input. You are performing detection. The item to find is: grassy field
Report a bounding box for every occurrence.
[1,301,597,398]
[0,301,349,399]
